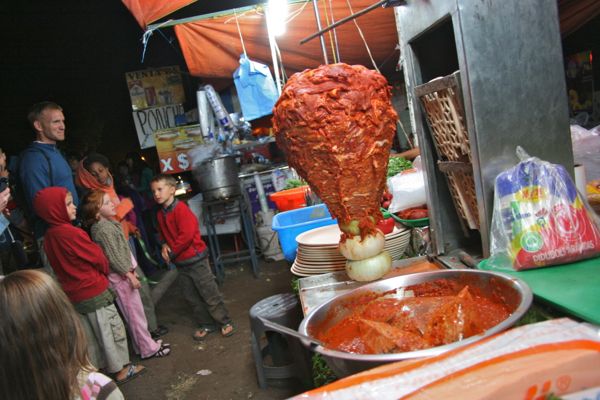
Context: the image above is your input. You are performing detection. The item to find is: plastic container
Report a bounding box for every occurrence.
[269,186,309,212]
[390,213,430,228]
[271,204,337,262]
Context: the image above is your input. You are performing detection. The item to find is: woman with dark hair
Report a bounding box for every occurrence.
[0,269,125,399]
[76,153,135,225]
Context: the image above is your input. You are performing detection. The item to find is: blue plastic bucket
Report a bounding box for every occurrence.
[271,204,337,262]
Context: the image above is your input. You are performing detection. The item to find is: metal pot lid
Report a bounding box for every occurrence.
[203,153,237,162]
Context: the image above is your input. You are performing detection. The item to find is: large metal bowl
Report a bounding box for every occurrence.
[298,269,532,377]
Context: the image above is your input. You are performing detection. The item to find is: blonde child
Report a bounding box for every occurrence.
[82,189,170,359]
[32,186,145,384]
[0,269,124,399]
[150,174,234,340]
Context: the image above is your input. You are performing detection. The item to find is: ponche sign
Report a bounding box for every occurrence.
[132,104,185,149]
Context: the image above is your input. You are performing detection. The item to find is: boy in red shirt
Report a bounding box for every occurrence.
[151,174,234,340]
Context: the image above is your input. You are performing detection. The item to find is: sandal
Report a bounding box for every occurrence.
[150,325,169,340]
[192,327,214,341]
[221,323,235,337]
[115,364,146,385]
[147,343,171,359]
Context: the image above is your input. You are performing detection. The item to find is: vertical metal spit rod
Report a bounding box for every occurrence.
[311,0,330,64]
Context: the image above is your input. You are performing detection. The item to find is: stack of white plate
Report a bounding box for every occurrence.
[291,223,411,277]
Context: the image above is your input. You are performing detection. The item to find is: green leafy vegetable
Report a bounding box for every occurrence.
[284,179,306,190]
[312,354,337,387]
[387,157,413,177]
[291,277,300,295]
[514,303,561,327]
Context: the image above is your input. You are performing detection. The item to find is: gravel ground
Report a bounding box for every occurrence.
[120,259,308,400]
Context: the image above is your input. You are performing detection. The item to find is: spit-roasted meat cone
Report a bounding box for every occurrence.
[273,64,397,281]
[272,63,397,238]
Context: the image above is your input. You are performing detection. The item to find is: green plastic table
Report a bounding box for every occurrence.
[479,256,600,325]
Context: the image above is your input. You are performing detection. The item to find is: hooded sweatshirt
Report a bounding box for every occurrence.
[33,187,109,303]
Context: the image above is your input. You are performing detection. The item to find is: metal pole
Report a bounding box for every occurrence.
[301,0,387,45]
[311,0,329,64]
[266,8,283,95]
[328,0,341,62]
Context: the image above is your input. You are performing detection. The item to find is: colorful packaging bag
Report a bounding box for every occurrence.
[489,147,600,270]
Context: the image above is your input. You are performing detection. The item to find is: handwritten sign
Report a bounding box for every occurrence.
[132,104,185,149]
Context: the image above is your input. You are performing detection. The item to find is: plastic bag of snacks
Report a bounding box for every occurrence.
[488,147,600,270]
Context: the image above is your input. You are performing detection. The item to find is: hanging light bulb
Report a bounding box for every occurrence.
[266,0,288,36]
[175,175,191,197]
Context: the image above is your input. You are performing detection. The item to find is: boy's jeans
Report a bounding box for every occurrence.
[176,257,231,329]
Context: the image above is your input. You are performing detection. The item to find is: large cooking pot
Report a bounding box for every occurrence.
[195,154,241,201]
[298,269,532,377]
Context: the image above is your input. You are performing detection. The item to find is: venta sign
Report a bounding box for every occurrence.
[132,104,185,149]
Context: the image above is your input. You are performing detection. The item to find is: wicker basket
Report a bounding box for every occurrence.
[415,72,480,231]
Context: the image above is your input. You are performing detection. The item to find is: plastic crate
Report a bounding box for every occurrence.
[415,71,479,230]
[269,186,309,211]
[271,204,337,262]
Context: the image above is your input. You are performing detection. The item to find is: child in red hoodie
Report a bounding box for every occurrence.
[150,174,234,340]
[33,186,145,384]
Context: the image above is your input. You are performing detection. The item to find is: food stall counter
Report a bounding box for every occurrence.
[479,256,600,325]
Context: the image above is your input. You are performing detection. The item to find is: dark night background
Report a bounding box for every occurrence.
[1,2,599,167]
[0,1,261,166]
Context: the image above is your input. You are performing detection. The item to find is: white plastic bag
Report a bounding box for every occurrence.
[387,166,426,213]
[571,124,600,181]
[188,142,222,168]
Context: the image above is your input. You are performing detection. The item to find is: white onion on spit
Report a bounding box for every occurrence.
[339,230,385,261]
[346,251,392,282]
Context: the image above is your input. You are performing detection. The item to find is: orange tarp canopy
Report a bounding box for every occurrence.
[559,0,600,37]
[173,1,398,79]
[123,0,600,81]
[122,0,197,28]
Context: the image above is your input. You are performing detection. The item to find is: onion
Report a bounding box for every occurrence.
[339,220,361,236]
[339,217,375,236]
[345,251,392,282]
[339,230,385,260]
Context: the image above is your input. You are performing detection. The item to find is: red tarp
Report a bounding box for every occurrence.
[122,0,197,28]
[123,1,600,80]
[174,1,398,79]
